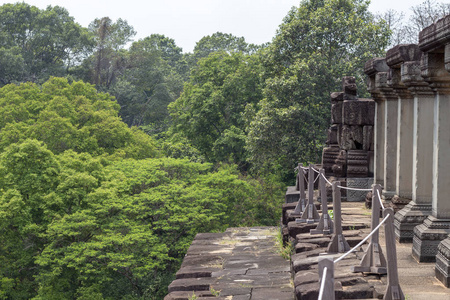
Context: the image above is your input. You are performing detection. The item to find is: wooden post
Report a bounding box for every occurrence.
[327,181,350,253]
[294,164,306,215]
[383,207,405,300]
[298,165,320,223]
[351,184,387,274]
[311,168,334,235]
[318,257,335,300]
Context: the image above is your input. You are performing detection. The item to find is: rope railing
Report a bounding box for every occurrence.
[335,214,389,263]
[292,162,403,300]
[317,266,328,300]
[320,172,333,186]
[377,188,385,209]
[337,185,372,192]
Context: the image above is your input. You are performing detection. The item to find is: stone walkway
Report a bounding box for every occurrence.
[382,231,450,300]
[165,202,450,300]
[288,202,450,299]
[165,227,293,300]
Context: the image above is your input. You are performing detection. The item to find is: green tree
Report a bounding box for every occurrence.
[0,77,159,158]
[192,32,260,63]
[169,51,264,168]
[110,36,184,132]
[0,3,93,85]
[246,0,389,179]
[33,158,262,299]
[86,17,136,88]
[0,139,60,299]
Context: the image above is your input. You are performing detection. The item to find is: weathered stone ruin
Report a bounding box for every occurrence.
[322,76,374,201]
[366,14,450,287]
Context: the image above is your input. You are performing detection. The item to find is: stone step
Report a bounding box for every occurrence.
[167,278,214,293]
[164,290,218,300]
[176,267,220,279]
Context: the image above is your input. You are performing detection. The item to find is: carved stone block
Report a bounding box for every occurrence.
[351,125,363,148]
[322,147,340,176]
[394,202,431,243]
[339,125,354,150]
[332,150,347,177]
[331,102,343,124]
[436,237,450,287]
[342,100,375,126]
[347,150,368,178]
[412,216,450,262]
[363,126,373,151]
[285,186,300,204]
[327,124,339,145]
[330,92,344,103]
[346,178,372,202]
[342,76,357,100]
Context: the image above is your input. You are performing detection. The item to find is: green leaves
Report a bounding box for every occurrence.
[169,51,263,167]
[0,77,159,159]
[0,3,94,85]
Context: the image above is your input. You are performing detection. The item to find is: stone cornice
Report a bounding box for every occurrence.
[419,15,450,53]
[364,58,388,76]
[386,44,422,68]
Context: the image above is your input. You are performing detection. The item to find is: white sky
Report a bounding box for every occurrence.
[0,0,434,52]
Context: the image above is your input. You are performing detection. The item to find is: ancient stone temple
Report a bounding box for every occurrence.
[365,14,450,287]
[321,77,374,201]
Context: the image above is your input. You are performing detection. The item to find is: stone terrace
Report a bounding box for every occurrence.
[166,202,450,299]
[164,227,293,300]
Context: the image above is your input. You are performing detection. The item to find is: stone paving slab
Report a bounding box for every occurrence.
[165,227,293,300]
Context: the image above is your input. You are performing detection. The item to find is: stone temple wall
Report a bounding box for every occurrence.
[321,76,375,201]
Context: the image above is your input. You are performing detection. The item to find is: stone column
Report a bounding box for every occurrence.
[378,75,398,200]
[412,16,450,264]
[364,59,389,187]
[385,44,425,242]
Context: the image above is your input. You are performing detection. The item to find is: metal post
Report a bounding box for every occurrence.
[298,165,320,223]
[351,184,387,274]
[383,207,405,300]
[327,181,350,253]
[318,257,335,300]
[311,168,334,235]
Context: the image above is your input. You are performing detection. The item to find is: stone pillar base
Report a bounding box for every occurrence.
[394,202,431,243]
[412,216,450,262]
[436,236,450,288]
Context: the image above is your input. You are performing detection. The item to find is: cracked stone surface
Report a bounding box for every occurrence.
[165,227,293,300]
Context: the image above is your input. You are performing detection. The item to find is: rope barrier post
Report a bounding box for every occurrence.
[327,181,350,253]
[311,168,334,235]
[294,164,306,215]
[351,184,387,274]
[382,207,405,300]
[298,164,320,224]
[318,257,335,300]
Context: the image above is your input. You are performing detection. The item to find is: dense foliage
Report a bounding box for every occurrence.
[0,79,279,299]
[0,0,441,299]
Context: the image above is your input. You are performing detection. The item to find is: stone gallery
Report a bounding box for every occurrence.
[365,14,450,286]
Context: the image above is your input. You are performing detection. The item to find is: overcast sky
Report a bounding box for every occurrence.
[0,0,434,52]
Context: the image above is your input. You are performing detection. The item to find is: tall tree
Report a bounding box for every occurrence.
[0,3,93,85]
[110,35,185,133]
[189,32,262,66]
[246,0,389,179]
[169,51,264,169]
[87,17,136,88]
